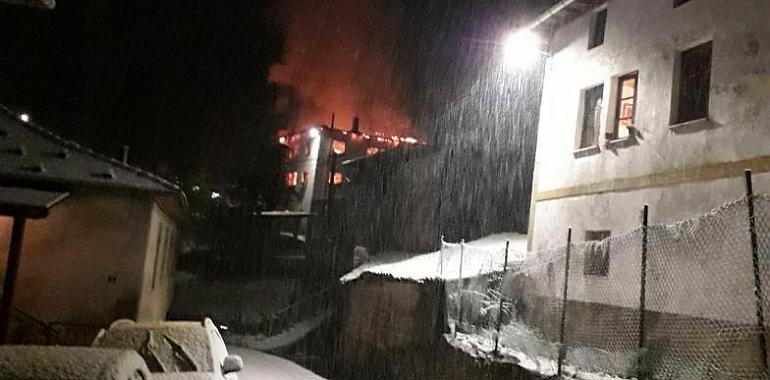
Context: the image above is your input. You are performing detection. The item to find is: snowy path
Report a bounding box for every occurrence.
[228,346,327,380]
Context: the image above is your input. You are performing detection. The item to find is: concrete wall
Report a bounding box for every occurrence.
[337,274,446,380]
[136,200,180,322]
[0,192,178,327]
[337,274,543,380]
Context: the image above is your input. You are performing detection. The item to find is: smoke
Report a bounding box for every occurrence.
[270,0,412,136]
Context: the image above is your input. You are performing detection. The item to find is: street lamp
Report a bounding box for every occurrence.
[19,113,29,123]
[501,30,545,70]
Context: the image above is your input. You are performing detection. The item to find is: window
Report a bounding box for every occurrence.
[588,8,607,49]
[332,140,346,155]
[579,84,603,148]
[675,41,712,124]
[304,140,312,156]
[366,147,380,156]
[328,172,343,185]
[301,171,309,185]
[160,227,172,286]
[674,0,693,7]
[152,225,165,289]
[612,72,638,139]
[285,171,298,187]
[584,230,611,276]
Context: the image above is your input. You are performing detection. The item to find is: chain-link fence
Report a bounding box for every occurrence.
[445,177,770,379]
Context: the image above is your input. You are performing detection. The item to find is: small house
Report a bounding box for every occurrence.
[0,105,184,343]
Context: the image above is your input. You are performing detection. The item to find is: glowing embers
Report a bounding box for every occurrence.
[328,172,343,186]
[285,171,298,187]
[366,147,380,156]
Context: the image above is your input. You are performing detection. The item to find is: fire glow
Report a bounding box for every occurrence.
[268,0,413,137]
[276,125,425,150]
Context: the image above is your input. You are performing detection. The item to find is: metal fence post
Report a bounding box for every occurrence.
[456,239,466,331]
[439,235,445,276]
[494,240,511,355]
[557,228,572,377]
[637,205,650,376]
[745,169,768,373]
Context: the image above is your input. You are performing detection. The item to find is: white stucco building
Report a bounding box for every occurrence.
[521,2,770,375]
[529,0,770,251]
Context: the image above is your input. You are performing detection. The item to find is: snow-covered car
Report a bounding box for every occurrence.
[92,318,242,380]
[0,345,151,380]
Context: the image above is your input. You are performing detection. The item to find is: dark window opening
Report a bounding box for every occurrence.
[674,0,693,8]
[584,230,611,276]
[580,85,604,149]
[676,41,712,124]
[588,9,607,49]
[612,72,638,139]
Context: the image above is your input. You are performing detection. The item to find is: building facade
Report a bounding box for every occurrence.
[530,0,770,251]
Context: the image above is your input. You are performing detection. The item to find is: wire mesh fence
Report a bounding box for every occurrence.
[444,180,770,379]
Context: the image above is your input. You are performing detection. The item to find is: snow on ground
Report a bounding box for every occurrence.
[447,327,630,380]
[170,275,298,326]
[225,312,329,351]
[341,232,528,282]
[228,346,326,380]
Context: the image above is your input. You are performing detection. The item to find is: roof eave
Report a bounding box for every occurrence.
[526,0,606,33]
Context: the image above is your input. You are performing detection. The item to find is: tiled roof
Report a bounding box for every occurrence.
[0,105,179,193]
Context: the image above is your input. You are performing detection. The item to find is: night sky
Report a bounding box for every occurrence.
[0,0,550,204]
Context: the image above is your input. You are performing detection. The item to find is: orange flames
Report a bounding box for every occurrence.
[269,0,412,136]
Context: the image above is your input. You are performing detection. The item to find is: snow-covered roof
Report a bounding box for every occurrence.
[341,232,528,283]
[0,105,179,194]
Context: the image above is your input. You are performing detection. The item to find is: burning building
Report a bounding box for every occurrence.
[278,116,421,216]
[259,116,423,276]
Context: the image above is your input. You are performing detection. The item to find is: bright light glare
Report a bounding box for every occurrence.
[308,127,320,138]
[19,113,29,122]
[211,191,221,199]
[502,30,541,70]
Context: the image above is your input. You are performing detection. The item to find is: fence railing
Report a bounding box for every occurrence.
[8,309,103,346]
[9,308,58,345]
[444,170,770,379]
[235,284,337,338]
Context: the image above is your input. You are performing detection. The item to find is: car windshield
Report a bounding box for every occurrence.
[94,326,212,373]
